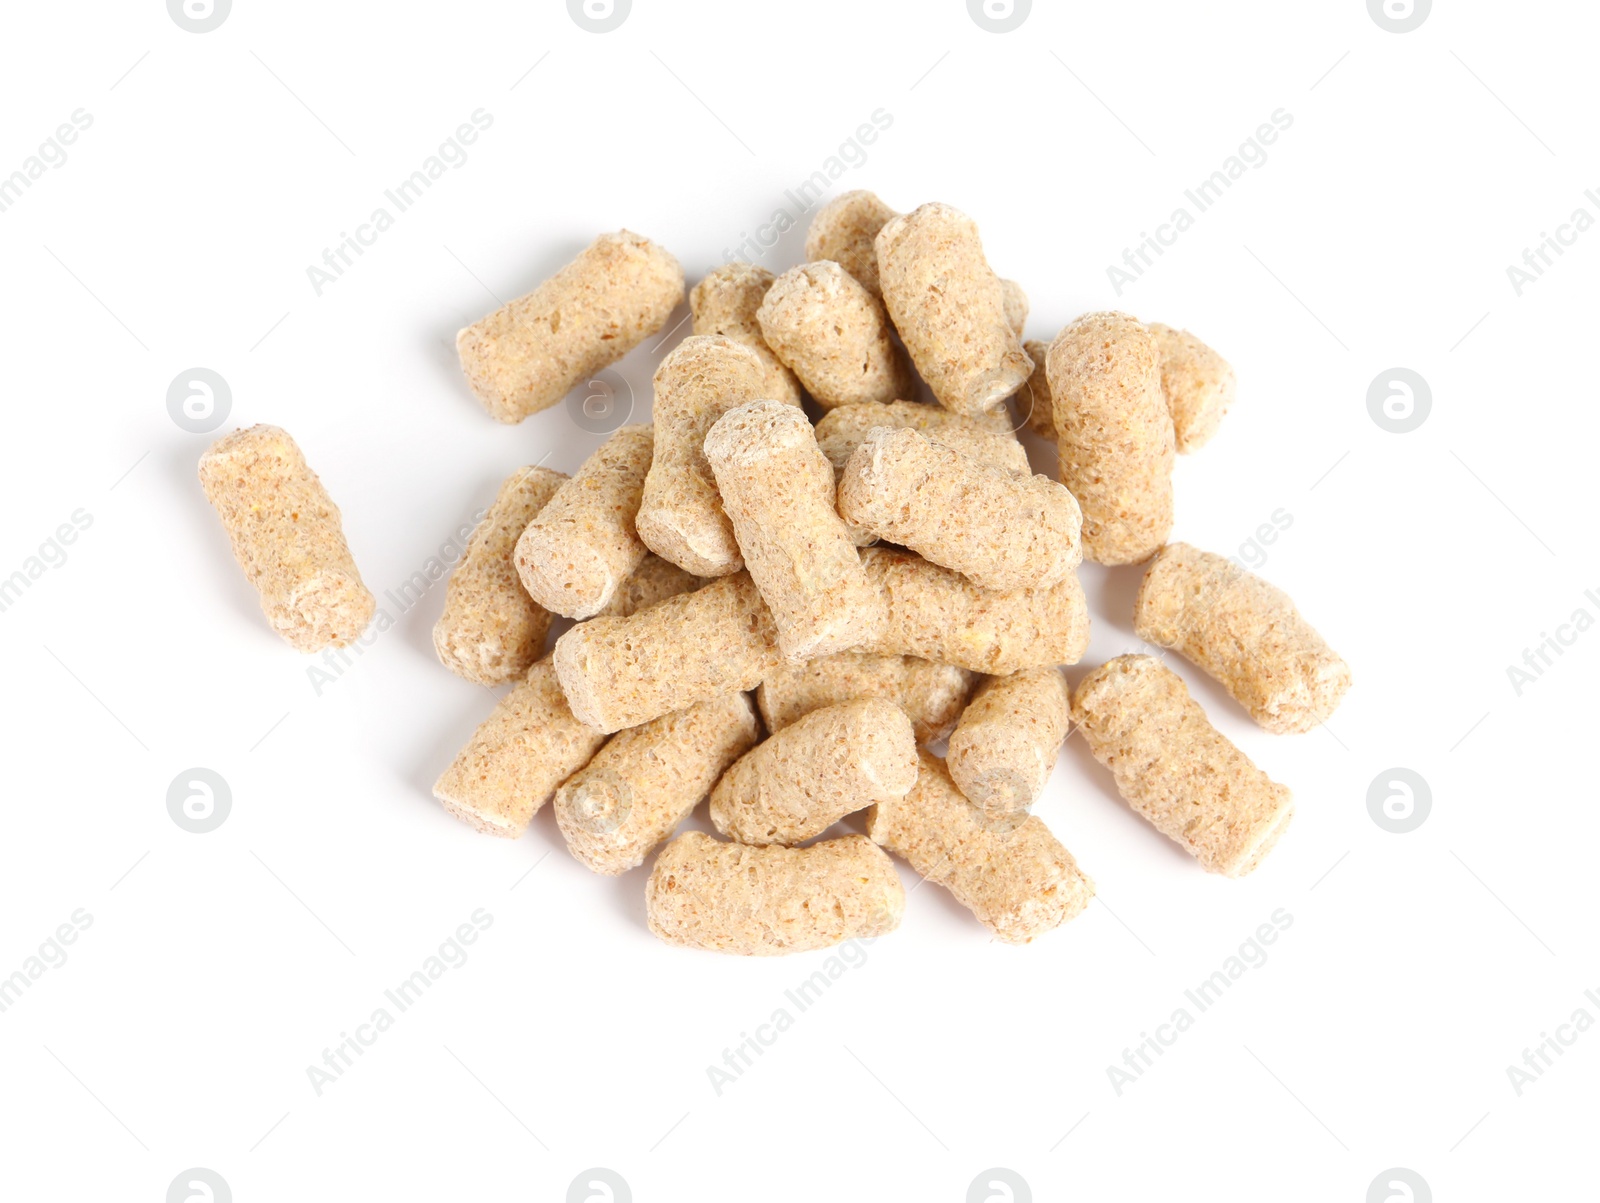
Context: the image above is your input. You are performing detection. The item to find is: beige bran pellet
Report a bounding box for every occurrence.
[433,465,567,685]
[1046,312,1175,565]
[1012,338,1057,440]
[1133,543,1351,734]
[198,424,375,653]
[755,652,976,745]
[645,832,905,956]
[1072,655,1295,877]
[704,399,884,661]
[814,401,1032,479]
[875,202,1033,415]
[838,426,1082,591]
[1148,323,1235,453]
[1000,278,1029,337]
[432,657,607,838]
[555,691,759,875]
[688,263,805,405]
[858,547,1089,674]
[514,424,653,620]
[552,572,783,733]
[867,750,1094,944]
[756,261,915,409]
[709,698,918,846]
[455,230,683,423]
[592,552,700,618]
[946,667,1071,820]
[804,189,900,297]
[636,336,777,578]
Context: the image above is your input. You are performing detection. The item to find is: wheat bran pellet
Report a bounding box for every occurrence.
[688,263,805,406]
[592,552,700,618]
[804,189,900,297]
[946,667,1071,820]
[756,261,915,409]
[755,652,976,745]
[1148,323,1235,453]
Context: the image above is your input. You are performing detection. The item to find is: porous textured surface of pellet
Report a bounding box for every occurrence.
[803,189,900,298]
[555,692,759,875]
[1072,654,1295,876]
[814,400,1032,478]
[432,658,608,838]
[756,261,915,409]
[858,548,1089,674]
[875,202,1033,415]
[867,750,1093,944]
[946,667,1071,818]
[645,832,905,956]
[456,230,683,423]
[755,652,976,745]
[1013,338,1056,440]
[704,399,884,661]
[552,572,783,733]
[434,465,566,685]
[1046,312,1175,565]
[591,552,700,619]
[514,424,654,620]
[1148,323,1235,453]
[198,424,375,652]
[689,263,805,405]
[709,699,918,845]
[1000,278,1029,337]
[1133,543,1351,734]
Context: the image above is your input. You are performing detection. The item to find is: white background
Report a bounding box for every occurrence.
[0,1,1594,1200]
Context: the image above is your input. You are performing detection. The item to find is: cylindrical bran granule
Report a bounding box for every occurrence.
[645,832,905,956]
[1132,543,1351,734]
[636,336,777,578]
[755,652,976,745]
[555,691,760,875]
[755,261,915,409]
[709,698,918,846]
[455,230,683,423]
[552,572,783,733]
[1045,312,1175,565]
[838,426,1082,592]
[432,658,608,838]
[946,667,1072,819]
[804,189,900,297]
[857,547,1090,674]
[1148,323,1235,453]
[197,424,375,652]
[433,465,567,685]
[1071,655,1295,877]
[514,424,654,620]
[867,750,1094,944]
[704,399,885,661]
[874,202,1033,416]
[689,263,805,405]
[591,552,700,619]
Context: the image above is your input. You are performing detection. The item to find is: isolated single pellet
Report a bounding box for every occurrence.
[710,699,918,845]
[946,667,1071,819]
[432,658,607,838]
[1148,323,1235,453]
[514,424,653,620]
[689,263,805,405]
[859,547,1090,674]
[198,425,374,652]
[1133,543,1351,734]
[867,751,1094,944]
[555,692,759,875]
[838,426,1082,591]
[456,230,683,423]
[704,400,884,661]
[1072,655,1295,877]
[1001,278,1029,337]
[756,652,976,745]
[433,465,567,685]
[1046,313,1175,564]
[553,572,782,733]
[646,832,905,956]
[756,261,915,409]
[804,189,899,297]
[636,336,777,577]
[592,552,700,618]
[875,202,1033,415]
